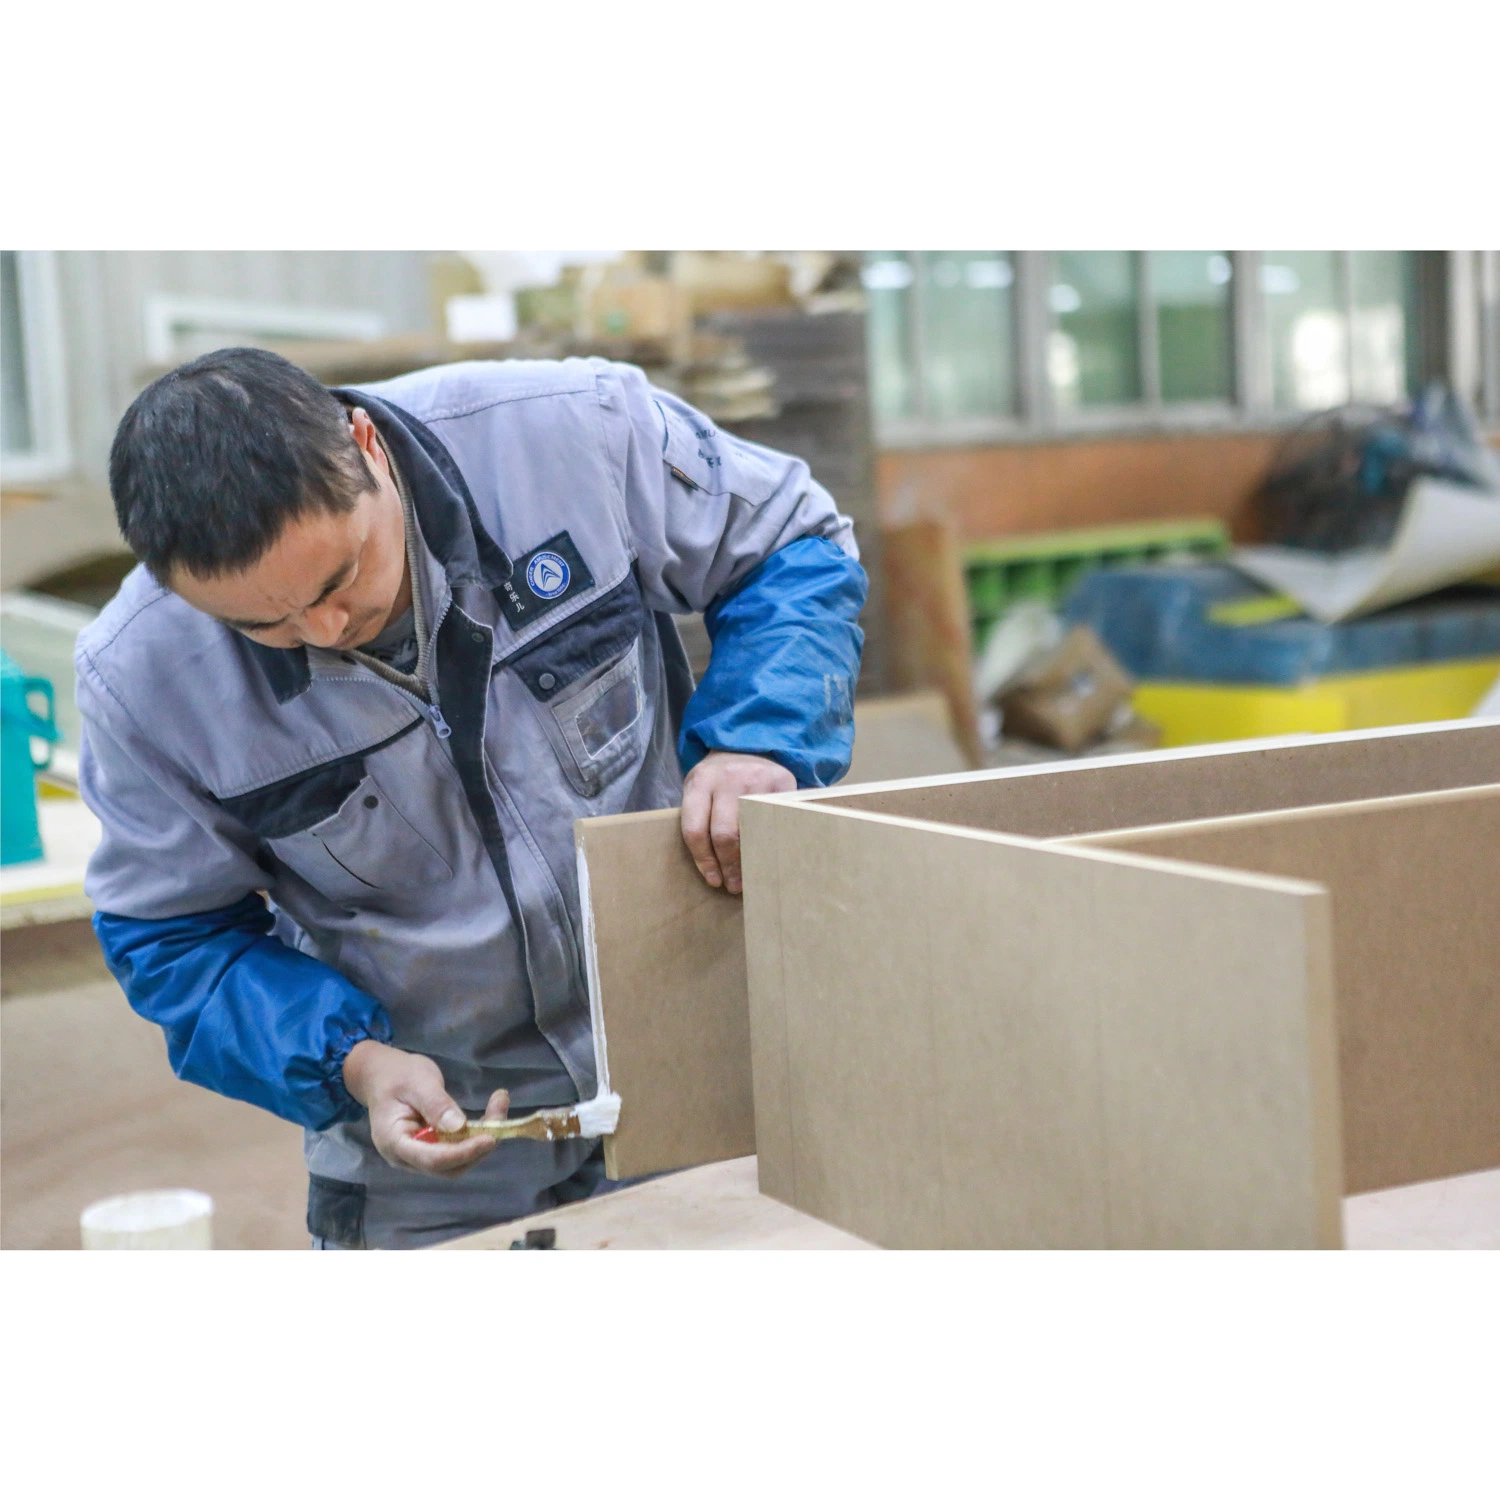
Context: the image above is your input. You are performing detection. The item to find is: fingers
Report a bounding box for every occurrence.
[404,1075,467,1137]
[379,1071,494,1176]
[709,786,743,895]
[680,773,722,888]
[482,1088,511,1122]
[393,1128,498,1176]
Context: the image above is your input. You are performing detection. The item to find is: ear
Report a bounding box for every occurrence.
[347,407,388,476]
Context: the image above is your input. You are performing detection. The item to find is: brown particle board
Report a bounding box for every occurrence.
[576,809,755,1179]
[1069,784,1500,1194]
[433,1157,875,1250]
[740,798,1343,1249]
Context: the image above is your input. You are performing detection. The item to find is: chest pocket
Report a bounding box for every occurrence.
[507,575,647,798]
[221,741,454,908]
[282,770,453,900]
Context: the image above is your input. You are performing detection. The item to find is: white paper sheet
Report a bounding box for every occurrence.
[1231,478,1500,624]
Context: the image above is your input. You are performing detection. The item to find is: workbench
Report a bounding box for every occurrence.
[0,794,99,931]
[434,1156,874,1250]
[434,1155,1500,1251]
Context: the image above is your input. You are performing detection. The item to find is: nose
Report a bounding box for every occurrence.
[299,601,351,650]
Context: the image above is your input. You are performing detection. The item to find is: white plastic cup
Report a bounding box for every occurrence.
[80,1189,214,1250]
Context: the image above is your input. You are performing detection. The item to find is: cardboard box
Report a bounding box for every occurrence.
[1000,625,1134,751]
[587,277,689,343]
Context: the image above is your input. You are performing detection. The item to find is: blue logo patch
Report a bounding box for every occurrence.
[526,551,571,599]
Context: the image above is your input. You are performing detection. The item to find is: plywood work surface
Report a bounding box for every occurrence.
[428,1155,1500,1250]
[1072,784,1500,1194]
[741,800,1343,1249]
[433,1156,874,1250]
[578,810,755,1180]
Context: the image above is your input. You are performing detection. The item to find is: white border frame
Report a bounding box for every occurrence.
[141,295,387,366]
[2,251,72,486]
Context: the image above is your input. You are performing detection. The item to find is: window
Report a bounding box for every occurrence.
[866,249,1434,445]
[864,253,917,426]
[1152,251,1234,403]
[1,251,70,485]
[864,252,1018,431]
[1049,251,1140,409]
[1261,251,1422,411]
[917,252,1017,423]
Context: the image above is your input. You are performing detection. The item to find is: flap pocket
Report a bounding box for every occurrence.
[269,769,452,899]
[507,574,644,702]
[528,639,646,798]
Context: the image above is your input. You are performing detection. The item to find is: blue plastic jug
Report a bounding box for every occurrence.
[1,650,61,866]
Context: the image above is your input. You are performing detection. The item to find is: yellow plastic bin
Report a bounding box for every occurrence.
[1134,656,1500,747]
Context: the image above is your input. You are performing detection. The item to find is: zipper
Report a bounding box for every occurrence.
[414,592,454,738]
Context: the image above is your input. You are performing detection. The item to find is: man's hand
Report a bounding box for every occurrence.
[680,750,795,896]
[343,1039,510,1176]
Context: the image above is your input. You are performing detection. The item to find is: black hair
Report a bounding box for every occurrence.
[108,346,374,582]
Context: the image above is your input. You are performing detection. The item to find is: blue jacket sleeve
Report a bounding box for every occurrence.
[94,893,394,1131]
[679,534,867,788]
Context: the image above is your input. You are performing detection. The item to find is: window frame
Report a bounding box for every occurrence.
[1480,250,1499,426]
[2,250,71,486]
[140,294,387,366]
[871,249,1445,449]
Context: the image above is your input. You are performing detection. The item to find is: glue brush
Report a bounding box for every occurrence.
[413,1092,621,1145]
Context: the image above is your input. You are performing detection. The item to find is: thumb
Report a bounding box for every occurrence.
[403,1073,466,1135]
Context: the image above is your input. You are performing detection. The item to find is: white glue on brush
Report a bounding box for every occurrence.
[413,844,625,1148]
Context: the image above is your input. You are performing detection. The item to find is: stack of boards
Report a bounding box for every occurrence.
[576,718,1500,1248]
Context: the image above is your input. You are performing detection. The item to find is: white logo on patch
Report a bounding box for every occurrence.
[526,551,571,599]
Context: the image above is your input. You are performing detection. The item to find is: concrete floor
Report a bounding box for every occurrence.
[2,922,308,1250]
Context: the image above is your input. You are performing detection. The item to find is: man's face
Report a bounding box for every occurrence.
[168,409,410,653]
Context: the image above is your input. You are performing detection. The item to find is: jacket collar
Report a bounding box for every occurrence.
[247,390,514,705]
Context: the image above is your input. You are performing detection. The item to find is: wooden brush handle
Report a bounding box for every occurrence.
[413,1108,583,1145]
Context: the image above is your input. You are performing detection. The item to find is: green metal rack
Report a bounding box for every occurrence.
[964,517,1231,649]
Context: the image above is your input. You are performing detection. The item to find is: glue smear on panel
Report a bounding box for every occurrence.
[573,842,622,1137]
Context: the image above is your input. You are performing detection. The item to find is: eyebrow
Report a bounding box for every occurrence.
[221,560,355,632]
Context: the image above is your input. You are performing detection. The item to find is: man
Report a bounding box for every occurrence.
[79,347,865,1249]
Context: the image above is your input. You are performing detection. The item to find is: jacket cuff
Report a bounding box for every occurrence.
[319,1013,396,1126]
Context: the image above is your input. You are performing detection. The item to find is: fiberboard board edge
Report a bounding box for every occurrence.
[795,718,1500,838]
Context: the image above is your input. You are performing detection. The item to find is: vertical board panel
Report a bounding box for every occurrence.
[577,809,755,1179]
[742,801,1342,1249]
[1075,785,1500,1193]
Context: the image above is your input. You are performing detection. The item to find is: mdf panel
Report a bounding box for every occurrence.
[809,720,1500,839]
[1075,785,1500,1194]
[576,810,755,1179]
[742,801,1342,1249]
[751,804,946,1248]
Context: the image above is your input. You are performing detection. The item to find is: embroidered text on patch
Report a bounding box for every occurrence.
[496,531,597,628]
